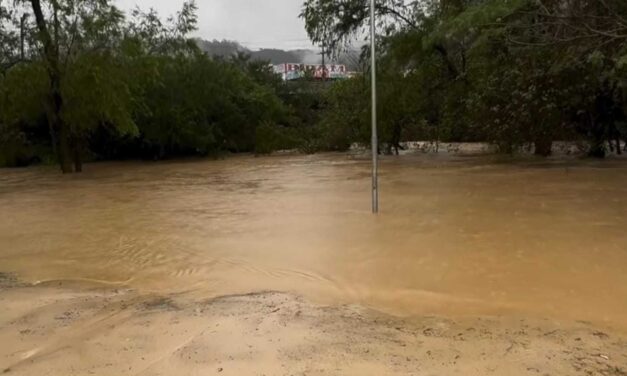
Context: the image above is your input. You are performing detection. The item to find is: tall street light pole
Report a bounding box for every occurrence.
[20,14,28,60]
[370,0,379,214]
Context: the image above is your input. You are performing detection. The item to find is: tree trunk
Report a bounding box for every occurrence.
[56,121,72,173]
[588,140,606,158]
[534,138,553,157]
[587,114,606,158]
[30,0,74,173]
[73,154,82,172]
[391,123,403,155]
[49,79,72,173]
[50,71,72,173]
[71,135,82,172]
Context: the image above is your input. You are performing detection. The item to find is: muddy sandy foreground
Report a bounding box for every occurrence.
[1,274,626,376]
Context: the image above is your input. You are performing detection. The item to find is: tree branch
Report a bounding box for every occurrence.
[376,4,417,29]
[433,43,460,79]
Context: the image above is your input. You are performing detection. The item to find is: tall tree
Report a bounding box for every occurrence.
[20,0,148,172]
[29,0,72,171]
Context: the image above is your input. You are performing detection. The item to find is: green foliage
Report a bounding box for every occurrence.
[0,0,305,166]
[0,2,19,72]
[104,51,290,158]
[3,0,627,169]
[62,52,138,137]
[255,121,301,154]
[306,0,627,157]
[301,0,424,57]
[0,60,48,166]
[317,77,368,150]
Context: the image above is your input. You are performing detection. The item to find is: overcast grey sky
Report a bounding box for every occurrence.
[115,0,316,50]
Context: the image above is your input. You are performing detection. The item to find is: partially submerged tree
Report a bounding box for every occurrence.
[16,0,139,172]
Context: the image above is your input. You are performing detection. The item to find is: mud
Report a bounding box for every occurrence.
[1,283,626,376]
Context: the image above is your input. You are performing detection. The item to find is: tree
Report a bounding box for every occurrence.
[20,0,140,172]
[0,2,22,73]
[499,0,627,156]
[319,76,369,150]
[302,0,627,157]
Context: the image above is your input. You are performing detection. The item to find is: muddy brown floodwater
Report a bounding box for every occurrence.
[1,152,627,330]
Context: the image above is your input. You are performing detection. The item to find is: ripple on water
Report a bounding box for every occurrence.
[1,153,627,329]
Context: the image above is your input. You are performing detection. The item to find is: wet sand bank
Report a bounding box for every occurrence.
[1,276,626,376]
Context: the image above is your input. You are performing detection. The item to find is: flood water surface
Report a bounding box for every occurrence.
[1,153,627,329]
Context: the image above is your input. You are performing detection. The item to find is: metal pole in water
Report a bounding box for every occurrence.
[370,0,379,214]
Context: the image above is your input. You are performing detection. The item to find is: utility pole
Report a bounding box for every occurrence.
[20,14,28,60]
[320,42,326,81]
[370,0,379,214]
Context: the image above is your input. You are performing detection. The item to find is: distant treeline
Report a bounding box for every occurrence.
[0,1,336,171]
[1,0,627,172]
[304,0,627,157]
